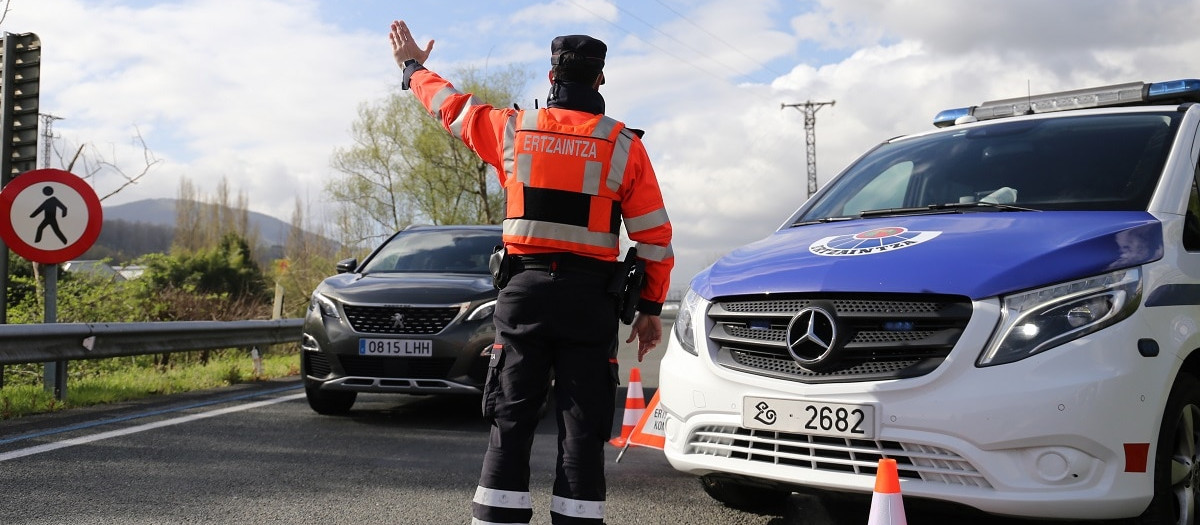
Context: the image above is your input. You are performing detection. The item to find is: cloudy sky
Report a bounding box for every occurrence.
[5,0,1200,290]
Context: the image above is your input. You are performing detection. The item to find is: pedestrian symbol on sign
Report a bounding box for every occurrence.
[31,186,68,245]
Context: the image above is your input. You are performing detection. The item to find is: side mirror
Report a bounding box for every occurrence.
[335,258,358,274]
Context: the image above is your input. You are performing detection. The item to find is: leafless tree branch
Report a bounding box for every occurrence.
[53,127,162,201]
[0,0,13,29]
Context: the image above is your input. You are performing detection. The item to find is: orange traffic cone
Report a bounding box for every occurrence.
[868,458,907,525]
[609,368,645,447]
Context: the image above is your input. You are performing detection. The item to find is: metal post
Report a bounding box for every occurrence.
[43,263,65,400]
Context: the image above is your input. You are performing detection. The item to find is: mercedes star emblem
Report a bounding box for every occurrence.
[785,305,838,367]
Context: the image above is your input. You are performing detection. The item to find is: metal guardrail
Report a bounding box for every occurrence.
[0,319,304,366]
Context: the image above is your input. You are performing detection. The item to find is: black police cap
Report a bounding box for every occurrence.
[551,35,606,68]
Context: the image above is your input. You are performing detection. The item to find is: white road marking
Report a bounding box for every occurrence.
[0,393,306,462]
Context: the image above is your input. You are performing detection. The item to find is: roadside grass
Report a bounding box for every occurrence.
[0,350,300,420]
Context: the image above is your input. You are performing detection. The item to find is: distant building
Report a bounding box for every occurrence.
[62,260,145,281]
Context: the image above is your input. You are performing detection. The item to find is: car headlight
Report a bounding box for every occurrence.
[466,299,497,322]
[672,288,706,356]
[310,292,340,319]
[979,267,1141,366]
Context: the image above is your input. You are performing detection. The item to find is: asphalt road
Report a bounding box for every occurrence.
[0,319,1120,524]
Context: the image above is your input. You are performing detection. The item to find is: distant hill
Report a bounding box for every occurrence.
[103,198,293,247]
[80,198,330,263]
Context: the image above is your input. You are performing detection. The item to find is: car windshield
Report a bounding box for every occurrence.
[360,229,500,274]
[796,112,1181,224]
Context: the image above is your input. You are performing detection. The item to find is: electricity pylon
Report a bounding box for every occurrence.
[782,100,835,198]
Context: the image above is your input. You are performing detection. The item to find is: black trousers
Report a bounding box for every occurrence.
[473,267,618,525]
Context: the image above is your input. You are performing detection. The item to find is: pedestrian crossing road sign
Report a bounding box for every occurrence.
[0,168,103,264]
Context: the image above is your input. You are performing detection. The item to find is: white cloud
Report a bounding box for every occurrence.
[7,0,394,220]
[7,0,1200,293]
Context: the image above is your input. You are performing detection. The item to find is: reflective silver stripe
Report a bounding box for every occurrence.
[550,495,605,520]
[473,486,533,509]
[605,130,634,193]
[624,208,669,233]
[591,116,618,139]
[472,519,527,525]
[582,161,603,195]
[516,153,533,185]
[504,219,619,249]
[634,242,673,262]
[430,85,462,120]
[502,113,519,180]
[520,109,539,130]
[449,95,484,138]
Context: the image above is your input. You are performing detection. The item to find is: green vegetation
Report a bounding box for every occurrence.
[0,350,299,420]
[1,227,300,420]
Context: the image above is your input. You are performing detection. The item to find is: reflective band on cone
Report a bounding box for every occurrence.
[609,368,644,447]
[868,458,907,525]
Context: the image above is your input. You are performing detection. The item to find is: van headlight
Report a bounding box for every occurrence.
[672,288,706,356]
[979,267,1141,366]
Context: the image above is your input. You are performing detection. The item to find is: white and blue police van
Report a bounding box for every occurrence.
[661,79,1200,523]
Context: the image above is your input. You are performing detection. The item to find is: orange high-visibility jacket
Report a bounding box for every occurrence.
[407,67,673,312]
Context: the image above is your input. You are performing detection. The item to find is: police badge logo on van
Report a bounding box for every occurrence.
[809,226,941,256]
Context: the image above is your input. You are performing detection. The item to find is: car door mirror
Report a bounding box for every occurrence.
[335,258,358,274]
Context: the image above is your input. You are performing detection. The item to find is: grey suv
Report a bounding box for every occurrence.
[300,225,501,415]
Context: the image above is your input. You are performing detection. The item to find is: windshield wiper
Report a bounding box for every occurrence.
[930,201,1039,212]
[791,216,856,227]
[859,201,1038,218]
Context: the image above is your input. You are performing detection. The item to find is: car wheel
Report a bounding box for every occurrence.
[1138,372,1200,525]
[699,475,789,512]
[305,382,357,416]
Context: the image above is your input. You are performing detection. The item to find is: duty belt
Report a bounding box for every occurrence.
[511,253,617,277]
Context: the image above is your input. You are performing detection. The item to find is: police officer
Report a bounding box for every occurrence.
[390,19,674,525]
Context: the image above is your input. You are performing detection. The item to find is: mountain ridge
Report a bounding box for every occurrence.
[103,198,294,247]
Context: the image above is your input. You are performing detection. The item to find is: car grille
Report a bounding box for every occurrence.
[685,425,990,489]
[337,355,455,379]
[342,304,462,334]
[709,294,972,383]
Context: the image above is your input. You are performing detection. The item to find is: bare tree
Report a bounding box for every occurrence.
[54,127,162,201]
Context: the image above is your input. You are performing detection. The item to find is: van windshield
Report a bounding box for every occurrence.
[797,112,1181,223]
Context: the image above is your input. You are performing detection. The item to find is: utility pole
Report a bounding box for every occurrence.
[782,100,835,198]
[39,112,61,168]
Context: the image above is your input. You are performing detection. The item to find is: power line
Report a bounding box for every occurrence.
[651,0,787,78]
[564,0,729,83]
[607,1,767,83]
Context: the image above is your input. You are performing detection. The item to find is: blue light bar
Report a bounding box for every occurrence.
[932,78,1200,127]
[933,107,973,128]
[1147,78,1200,100]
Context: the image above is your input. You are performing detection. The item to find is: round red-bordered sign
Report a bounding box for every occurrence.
[0,168,103,264]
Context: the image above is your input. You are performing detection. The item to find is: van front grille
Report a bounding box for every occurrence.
[708,293,972,383]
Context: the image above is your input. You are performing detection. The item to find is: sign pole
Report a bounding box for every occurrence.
[43,262,65,399]
[0,168,102,401]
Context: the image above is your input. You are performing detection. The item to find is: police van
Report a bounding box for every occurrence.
[660,79,1200,523]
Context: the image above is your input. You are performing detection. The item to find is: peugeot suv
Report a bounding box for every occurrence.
[300,225,501,415]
